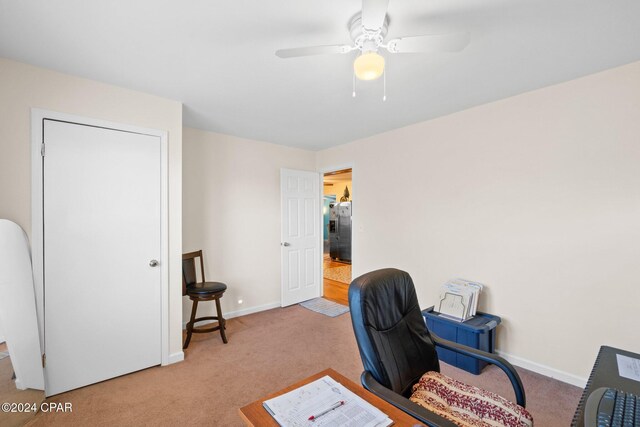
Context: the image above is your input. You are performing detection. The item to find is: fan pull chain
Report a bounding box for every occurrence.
[352,72,356,98]
[383,69,387,102]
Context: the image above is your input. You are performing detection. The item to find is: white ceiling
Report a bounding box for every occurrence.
[1,1,639,150]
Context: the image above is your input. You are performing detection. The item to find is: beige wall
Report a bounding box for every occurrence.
[0,58,184,360]
[5,53,639,383]
[317,61,640,383]
[182,127,316,320]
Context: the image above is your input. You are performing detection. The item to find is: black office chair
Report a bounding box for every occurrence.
[349,268,533,427]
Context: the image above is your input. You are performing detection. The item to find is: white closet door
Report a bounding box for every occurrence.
[43,120,161,396]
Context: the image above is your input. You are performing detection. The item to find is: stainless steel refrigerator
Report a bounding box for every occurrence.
[329,201,352,263]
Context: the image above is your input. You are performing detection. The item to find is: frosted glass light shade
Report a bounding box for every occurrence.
[353,52,385,81]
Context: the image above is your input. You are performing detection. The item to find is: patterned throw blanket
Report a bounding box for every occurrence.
[410,371,534,427]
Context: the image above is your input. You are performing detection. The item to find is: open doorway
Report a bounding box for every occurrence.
[322,168,352,306]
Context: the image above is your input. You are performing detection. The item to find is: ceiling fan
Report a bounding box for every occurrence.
[275,0,470,85]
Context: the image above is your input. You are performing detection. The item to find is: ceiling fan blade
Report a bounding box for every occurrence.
[362,0,389,30]
[275,44,353,58]
[386,32,470,53]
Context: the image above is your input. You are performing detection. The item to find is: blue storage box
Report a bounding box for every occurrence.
[422,306,501,375]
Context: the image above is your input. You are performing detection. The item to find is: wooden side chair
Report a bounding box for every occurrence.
[182,250,228,349]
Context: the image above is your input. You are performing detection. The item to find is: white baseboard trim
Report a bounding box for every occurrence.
[226,301,281,319]
[496,350,587,388]
[167,351,184,365]
[182,301,281,329]
[0,336,5,344]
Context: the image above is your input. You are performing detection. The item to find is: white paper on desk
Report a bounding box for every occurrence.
[617,354,640,382]
[263,375,392,427]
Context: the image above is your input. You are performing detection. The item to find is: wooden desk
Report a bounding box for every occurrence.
[239,368,423,426]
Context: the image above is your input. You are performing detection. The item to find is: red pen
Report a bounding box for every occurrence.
[308,400,345,421]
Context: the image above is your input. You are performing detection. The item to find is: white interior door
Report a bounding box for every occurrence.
[43,119,162,396]
[281,169,321,306]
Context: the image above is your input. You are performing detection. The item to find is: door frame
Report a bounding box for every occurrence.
[30,109,170,365]
[318,162,355,297]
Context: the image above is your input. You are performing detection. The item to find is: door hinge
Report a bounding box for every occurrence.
[42,353,46,368]
[41,143,45,157]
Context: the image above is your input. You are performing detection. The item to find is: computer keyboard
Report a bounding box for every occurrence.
[584,387,639,427]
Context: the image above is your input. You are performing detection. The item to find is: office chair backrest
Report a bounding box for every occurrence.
[349,268,440,397]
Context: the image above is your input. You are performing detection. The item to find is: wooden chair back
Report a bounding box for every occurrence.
[182,250,205,295]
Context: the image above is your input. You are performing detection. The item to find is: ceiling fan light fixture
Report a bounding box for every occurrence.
[353,51,385,81]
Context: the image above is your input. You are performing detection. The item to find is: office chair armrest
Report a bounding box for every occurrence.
[361,371,458,427]
[431,334,527,407]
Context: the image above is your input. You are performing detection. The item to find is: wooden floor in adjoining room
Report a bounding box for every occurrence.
[323,255,350,306]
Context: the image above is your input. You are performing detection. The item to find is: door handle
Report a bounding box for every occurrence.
[281,242,291,247]
[149,259,159,267]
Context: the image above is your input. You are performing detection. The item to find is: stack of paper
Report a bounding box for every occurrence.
[436,278,484,322]
[263,375,392,427]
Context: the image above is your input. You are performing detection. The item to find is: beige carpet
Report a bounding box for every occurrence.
[323,265,352,284]
[18,306,581,426]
